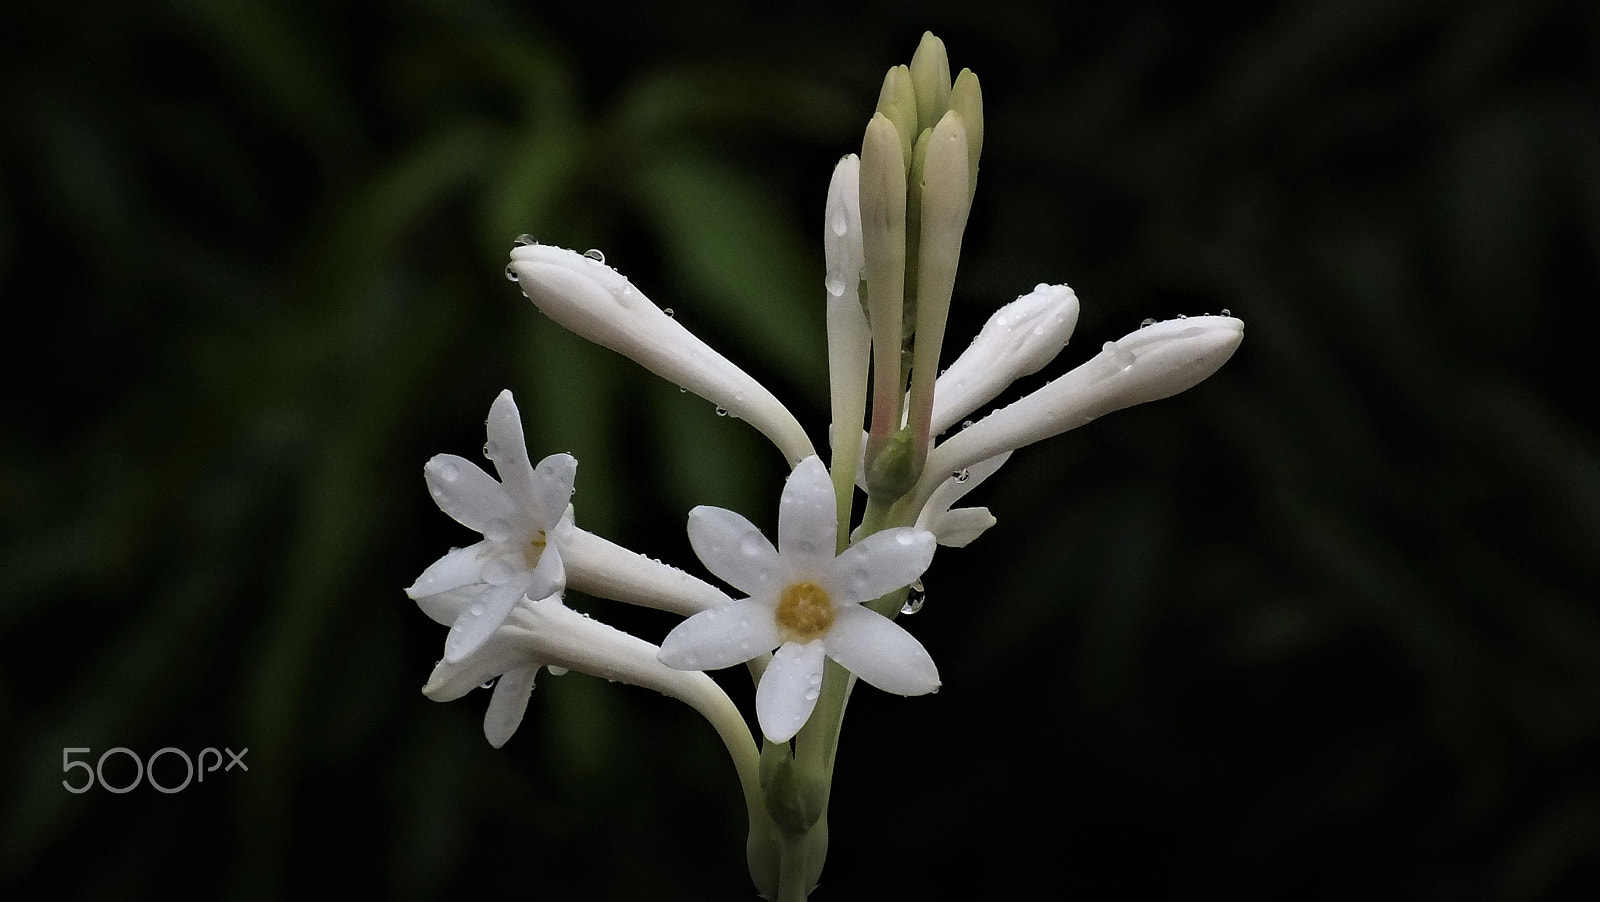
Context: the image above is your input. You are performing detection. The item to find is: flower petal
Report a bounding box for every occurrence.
[483,665,539,748]
[483,389,534,500]
[523,541,566,605]
[658,597,782,672]
[756,640,827,742]
[824,604,940,696]
[928,506,997,547]
[824,527,936,605]
[687,506,781,598]
[778,456,838,566]
[444,577,528,664]
[407,541,489,602]
[424,454,516,536]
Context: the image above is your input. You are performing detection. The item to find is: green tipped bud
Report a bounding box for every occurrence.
[905,110,973,446]
[949,69,984,200]
[909,32,952,135]
[874,65,917,171]
[865,426,922,500]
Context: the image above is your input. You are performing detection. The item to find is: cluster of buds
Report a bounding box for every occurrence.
[409,33,1242,900]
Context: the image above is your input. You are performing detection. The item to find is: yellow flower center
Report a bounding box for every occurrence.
[775,581,834,642]
[523,530,547,568]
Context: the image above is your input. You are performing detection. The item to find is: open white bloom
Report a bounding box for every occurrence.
[408,390,574,664]
[425,592,747,750]
[509,242,816,466]
[659,456,940,742]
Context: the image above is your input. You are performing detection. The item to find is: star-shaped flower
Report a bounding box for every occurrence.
[659,456,940,742]
[408,390,574,664]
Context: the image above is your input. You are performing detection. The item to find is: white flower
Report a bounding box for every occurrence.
[930,283,1080,437]
[927,314,1244,482]
[658,456,940,742]
[508,242,816,466]
[425,592,746,749]
[408,390,574,664]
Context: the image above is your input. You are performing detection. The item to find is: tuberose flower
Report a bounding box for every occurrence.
[658,456,940,742]
[508,242,816,466]
[425,592,749,750]
[408,390,574,664]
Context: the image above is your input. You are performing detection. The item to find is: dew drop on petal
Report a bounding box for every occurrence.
[1139,317,1156,329]
[825,274,846,297]
[484,519,512,543]
[1221,308,1231,316]
[514,234,537,246]
[546,665,568,676]
[952,469,970,483]
[739,534,767,558]
[1177,313,1188,319]
[901,584,926,615]
[504,263,519,282]
[895,530,917,545]
[437,461,459,482]
[469,602,485,617]
[663,307,675,318]
[715,406,729,417]
[830,208,849,237]
[480,676,497,689]
[583,248,606,264]
[804,687,820,701]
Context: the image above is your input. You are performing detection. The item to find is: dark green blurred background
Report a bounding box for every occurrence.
[3,0,1597,898]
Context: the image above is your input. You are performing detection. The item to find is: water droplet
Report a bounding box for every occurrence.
[901,588,925,615]
[484,516,512,542]
[1034,282,1049,293]
[583,248,606,264]
[663,307,675,318]
[513,233,537,246]
[1221,308,1231,316]
[480,677,497,689]
[504,263,519,282]
[437,461,459,482]
[739,534,767,557]
[962,419,974,429]
[1139,317,1156,328]
[715,406,728,417]
[546,665,569,676]
[953,469,971,483]
[483,440,499,459]
[830,209,849,237]
[1177,313,1188,319]
[825,274,846,297]
[895,531,917,545]
[469,602,485,617]
[804,687,820,701]
[808,672,823,686]
[678,386,688,393]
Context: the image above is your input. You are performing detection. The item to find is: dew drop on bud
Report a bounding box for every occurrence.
[504,263,519,282]
[583,248,606,264]
[1221,308,1231,316]
[663,307,675,318]
[1139,317,1156,328]
[514,234,537,246]
[830,209,849,237]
